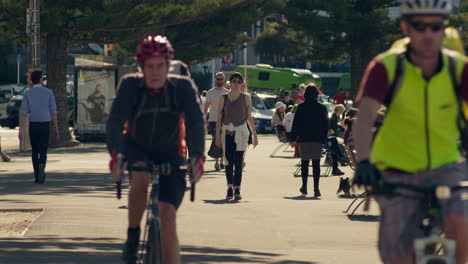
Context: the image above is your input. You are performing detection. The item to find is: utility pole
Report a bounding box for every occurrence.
[27,0,40,68]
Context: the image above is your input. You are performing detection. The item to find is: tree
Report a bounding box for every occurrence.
[0,0,286,145]
[450,0,468,52]
[254,21,308,65]
[278,0,401,93]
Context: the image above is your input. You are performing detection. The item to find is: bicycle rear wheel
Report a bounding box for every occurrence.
[142,218,162,264]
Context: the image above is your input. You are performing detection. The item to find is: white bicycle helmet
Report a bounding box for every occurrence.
[400,0,452,16]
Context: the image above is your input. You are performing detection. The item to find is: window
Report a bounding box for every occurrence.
[251,95,265,110]
[258,72,270,81]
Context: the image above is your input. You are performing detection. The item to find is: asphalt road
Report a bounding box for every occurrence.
[0,133,381,264]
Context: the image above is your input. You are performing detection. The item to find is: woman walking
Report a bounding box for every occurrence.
[290,84,329,197]
[216,72,258,200]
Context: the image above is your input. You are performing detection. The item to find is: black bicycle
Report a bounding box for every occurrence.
[115,159,195,264]
[373,180,468,264]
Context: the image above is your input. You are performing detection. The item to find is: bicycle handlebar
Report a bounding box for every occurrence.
[373,181,468,200]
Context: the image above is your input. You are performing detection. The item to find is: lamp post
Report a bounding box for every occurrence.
[27,0,40,68]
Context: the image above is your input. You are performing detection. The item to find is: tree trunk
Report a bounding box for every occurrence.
[47,32,72,146]
[350,47,373,101]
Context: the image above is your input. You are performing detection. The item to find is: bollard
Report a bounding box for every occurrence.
[19,115,31,151]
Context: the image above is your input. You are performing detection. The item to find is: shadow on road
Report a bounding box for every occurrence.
[283,196,320,201]
[0,236,121,264]
[269,156,297,159]
[203,199,250,205]
[7,142,107,157]
[181,245,317,263]
[347,215,379,222]
[0,170,119,199]
[337,194,364,199]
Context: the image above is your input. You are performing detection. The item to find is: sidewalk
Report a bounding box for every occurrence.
[0,136,381,264]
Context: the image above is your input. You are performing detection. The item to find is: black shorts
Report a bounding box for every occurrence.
[126,144,186,209]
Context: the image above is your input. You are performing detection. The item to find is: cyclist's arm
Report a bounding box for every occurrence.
[354,59,389,161]
[354,97,380,161]
[180,78,205,159]
[106,75,139,153]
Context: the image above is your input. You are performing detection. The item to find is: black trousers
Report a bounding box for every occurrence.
[328,137,343,170]
[224,134,244,187]
[29,122,50,179]
[301,159,321,190]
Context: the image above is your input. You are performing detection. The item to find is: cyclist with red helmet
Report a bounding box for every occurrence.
[107,35,205,264]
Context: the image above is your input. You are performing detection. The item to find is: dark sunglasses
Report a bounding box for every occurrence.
[408,21,446,32]
[216,78,224,81]
[231,79,243,84]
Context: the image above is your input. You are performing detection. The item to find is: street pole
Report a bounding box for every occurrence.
[17,59,20,84]
[30,0,40,68]
[211,59,215,88]
[243,32,248,83]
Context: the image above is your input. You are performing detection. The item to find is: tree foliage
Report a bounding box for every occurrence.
[0,0,286,144]
[254,21,308,64]
[450,0,468,51]
[254,0,401,92]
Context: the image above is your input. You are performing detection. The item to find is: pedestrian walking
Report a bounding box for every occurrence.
[18,70,59,184]
[215,72,258,200]
[204,72,229,170]
[290,83,329,197]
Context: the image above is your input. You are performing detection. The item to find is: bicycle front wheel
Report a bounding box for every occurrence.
[143,218,162,264]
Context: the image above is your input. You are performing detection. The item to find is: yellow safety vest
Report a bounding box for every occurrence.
[372,47,466,173]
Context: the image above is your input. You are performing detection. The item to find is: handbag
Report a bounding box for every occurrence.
[207,137,223,159]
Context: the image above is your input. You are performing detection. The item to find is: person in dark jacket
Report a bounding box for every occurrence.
[290,83,329,197]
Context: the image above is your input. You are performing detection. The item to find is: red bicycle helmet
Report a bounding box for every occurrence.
[136,35,174,62]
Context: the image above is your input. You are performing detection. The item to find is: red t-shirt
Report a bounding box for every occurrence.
[333,92,346,105]
[296,94,305,103]
[356,58,468,104]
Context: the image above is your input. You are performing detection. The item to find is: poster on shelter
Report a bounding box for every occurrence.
[76,69,116,134]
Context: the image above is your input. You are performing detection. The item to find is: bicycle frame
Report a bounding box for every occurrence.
[375,181,468,264]
[141,163,171,264]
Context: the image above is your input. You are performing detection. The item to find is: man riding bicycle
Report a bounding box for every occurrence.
[106,35,205,264]
[353,1,467,263]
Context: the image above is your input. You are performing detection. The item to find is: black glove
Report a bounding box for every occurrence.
[353,160,381,189]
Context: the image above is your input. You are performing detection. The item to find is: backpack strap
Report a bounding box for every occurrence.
[220,94,228,123]
[383,52,405,108]
[448,55,467,153]
[447,56,465,121]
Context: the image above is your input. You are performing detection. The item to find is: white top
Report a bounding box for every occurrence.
[221,122,250,164]
[206,87,229,122]
[283,112,295,133]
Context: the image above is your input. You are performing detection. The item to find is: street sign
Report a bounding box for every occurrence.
[16,54,22,63]
[221,52,236,72]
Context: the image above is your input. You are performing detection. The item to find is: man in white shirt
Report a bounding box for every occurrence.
[204,72,229,170]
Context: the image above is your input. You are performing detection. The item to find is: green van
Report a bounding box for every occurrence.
[338,73,350,91]
[235,64,321,94]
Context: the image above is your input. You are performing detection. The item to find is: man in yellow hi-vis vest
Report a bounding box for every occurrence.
[353,0,467,263]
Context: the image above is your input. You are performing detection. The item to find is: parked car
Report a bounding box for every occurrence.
[0,88,15,128]
[250,93,275,134]
[5,96,22,128]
